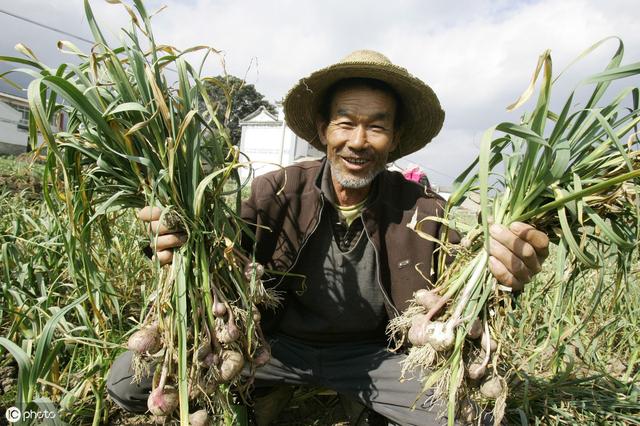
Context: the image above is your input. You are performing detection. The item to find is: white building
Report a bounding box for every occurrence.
[0,89,66,155]
[238,103,323,180]
[0,91,30,155]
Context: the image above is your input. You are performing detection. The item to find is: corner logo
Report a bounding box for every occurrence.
[5,406,21,423]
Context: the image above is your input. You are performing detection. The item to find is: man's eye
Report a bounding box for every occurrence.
[337,121,353,127]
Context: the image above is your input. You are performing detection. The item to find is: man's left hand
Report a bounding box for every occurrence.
[488,222,549,291]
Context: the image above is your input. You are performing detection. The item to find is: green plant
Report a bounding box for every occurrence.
[1,1,273,424]
[390,38,640,424]
[0,295,87,406]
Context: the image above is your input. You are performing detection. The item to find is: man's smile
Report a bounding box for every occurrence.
[343,157,369,164]
[340,156,371,172]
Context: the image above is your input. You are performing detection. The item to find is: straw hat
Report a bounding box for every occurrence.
[283,50,445,162]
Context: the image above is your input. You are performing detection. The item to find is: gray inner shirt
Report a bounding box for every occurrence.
[277,164,388,345]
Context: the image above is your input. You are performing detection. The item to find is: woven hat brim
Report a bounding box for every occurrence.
[283,62,445,162]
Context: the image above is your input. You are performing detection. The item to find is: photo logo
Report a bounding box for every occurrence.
[4,405,58,423]
[5,406,21,423]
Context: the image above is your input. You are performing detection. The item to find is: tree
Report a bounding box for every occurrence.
[202,75,277,145]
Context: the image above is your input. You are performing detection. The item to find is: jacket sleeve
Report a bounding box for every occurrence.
[239,173,283,268]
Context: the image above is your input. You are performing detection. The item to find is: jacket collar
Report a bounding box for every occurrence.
[318,157,338,205]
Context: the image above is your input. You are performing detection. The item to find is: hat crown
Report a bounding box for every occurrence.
[340,49,392,65]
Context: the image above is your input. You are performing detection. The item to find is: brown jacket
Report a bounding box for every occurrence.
[241,158,451,321]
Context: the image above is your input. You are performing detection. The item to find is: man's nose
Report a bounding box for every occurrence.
[348,124,367,149]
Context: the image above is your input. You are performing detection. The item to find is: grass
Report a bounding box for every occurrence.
[500,243,640,424]
[1,155,638,424]
[0,154,156,425]
[0,154,42,196]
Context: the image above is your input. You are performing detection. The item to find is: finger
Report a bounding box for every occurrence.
[147,220,178,236]
[154,250,174,266]
[508,222,550,260]
[490,224,541,274]
[137,206,163,222]
[488,237,532,284]
[488,255,524,291]
[152,233,187,252]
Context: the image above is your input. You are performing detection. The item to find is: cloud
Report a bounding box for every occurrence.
[1,0,637,185]
[377,0,640,184]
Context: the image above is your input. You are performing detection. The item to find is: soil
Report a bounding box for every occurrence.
[0,173,42,195]
[0,364,17,396]
[106,391,352,426]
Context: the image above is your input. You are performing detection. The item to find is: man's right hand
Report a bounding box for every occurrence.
[138,206,187,266]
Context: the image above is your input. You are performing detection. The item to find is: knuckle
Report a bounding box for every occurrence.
[502,274,514,286]
[513,222,532,233]
[489,224,505,238]
[532,263,542,274]
[488,238,504,256]
[488,262,499,278]
[158,250,172,264]
[154,238,167,251]
[533,230,549,244]
[499,273,514,287]
[138,206,161,222]
[154,221,170,236]
[172,234,186,247]
[528,231,549,250]
[521,244,536,259]
[489,260,511,285]
[511,259,528,277]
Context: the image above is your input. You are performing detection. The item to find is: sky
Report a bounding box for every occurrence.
[1,0,638,187]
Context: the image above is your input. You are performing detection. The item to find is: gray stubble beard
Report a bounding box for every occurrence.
[328,159,386,189]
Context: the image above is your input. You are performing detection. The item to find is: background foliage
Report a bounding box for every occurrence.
[202,75,277,145]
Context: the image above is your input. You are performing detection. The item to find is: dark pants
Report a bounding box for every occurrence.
[106,333,448,426]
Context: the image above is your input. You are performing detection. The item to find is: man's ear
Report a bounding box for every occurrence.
[315,116,329,147]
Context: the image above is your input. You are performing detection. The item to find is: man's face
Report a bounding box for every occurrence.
[317,85,398,190]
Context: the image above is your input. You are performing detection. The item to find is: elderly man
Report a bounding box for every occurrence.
[107,50,549,425]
